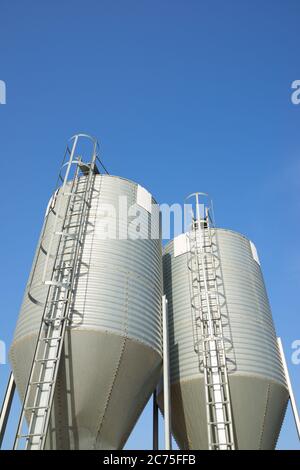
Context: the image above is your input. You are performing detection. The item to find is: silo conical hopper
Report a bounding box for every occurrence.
[157,193,288,450]
[9,136,162,449]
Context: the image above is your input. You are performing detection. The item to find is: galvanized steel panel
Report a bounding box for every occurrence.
[10,175,163,449]
[161,228,288,449]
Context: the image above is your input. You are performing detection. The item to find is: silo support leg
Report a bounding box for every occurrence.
[162,295,172,450]
[153,389,159,450]
[277,337,300,441]
[0,372,16,448]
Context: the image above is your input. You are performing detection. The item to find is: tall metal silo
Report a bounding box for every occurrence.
[157,193,289,450]
[9,135,162,450]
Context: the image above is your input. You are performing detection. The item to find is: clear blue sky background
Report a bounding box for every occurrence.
[0,0,299,450]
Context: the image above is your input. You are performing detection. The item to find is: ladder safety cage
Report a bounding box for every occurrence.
[14,134,106,450]
[186,192,235,451]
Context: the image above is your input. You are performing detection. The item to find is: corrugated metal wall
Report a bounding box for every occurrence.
[160,228,288,449]
[163,228,285,385]
[13,175,162,354]
[10,174,163,449]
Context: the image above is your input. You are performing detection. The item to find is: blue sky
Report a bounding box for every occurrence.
[0,0,299,449]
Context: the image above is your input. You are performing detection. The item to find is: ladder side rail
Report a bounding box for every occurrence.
[14,135,100,450]
[24,172,93,449]
[59,166,95,294]
[39,166,96,448]
[185,194,235,450]
[202,227,232,447]
[27,152,79,306]
[205,222,237,377]
[188,229,210,363]
[26,224,82,450]
[25,221,80,449]
[42,135,80,283]
[49,167,83,283]
[25,319,65,448]
[14,252,72,446]
[13,165,83,449]
[14,166,86,449]
[194,229,214,337]
[204,225,231,368]
[194,222,232,449]
[204,224,232,370]
[205,224,226,326]
[36,292,74,449]
[27,145,70,293]
[188,227,214,448]
[187,234,204,357]
[27,173,92,449]
[44,162,82,291]
[190,226,216,448]
[203,221,235,449]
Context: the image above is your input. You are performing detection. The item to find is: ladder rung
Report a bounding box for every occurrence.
[205,357,226,364]
[55,232,80,241]
[64,224,82,229]
[71,196,89,203]
[189,228,235,451]
[35,358,58,363]
[44,316,68,323]
[207,400,230,405]
[64,188,88,196]
[211,443,234,447]
[192,305,220,312]
[204,348,225,355]
[45,305,68,312]
[30,380,55,385]
[14,150,96,448]
[205,381,228,387]
[193,316,221,323]
[45,299,68,304]
[208,420,231,425]
[53,265,72,270]
[69,211,85,216]
[40,336,62,342]
[202,337,223,343]
[64,191,86,196]
[24,405,49,411]
[52,272,71,278]
[205,364,227,371]
[205,356,226,364]
[44,280,71,289]
[56,252,76,258]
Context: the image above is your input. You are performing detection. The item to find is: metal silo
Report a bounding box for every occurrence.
[157,193,289,450]
[9,135,162,450]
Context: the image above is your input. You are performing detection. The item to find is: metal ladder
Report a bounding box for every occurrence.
[14,134,100,450]
[186,192,235,450]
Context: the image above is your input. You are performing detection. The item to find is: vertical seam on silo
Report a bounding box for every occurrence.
[94,272,130,447]
[259,382,271,449]
[274,391,289,449]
